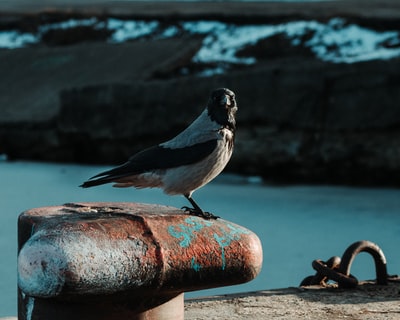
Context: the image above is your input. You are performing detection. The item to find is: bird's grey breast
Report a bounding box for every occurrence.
[219,127,234,151]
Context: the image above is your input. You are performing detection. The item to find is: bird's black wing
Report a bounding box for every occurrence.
[80,139,218,188]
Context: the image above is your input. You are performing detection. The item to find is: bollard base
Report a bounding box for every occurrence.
[19,292,184,320]
[136,293,184,320]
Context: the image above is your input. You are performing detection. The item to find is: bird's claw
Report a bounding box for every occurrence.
[181,206,219,220]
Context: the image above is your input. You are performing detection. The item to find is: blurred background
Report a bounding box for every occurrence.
[1,0,400,317]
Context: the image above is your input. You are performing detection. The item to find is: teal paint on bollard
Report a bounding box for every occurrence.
[18,202,262,320]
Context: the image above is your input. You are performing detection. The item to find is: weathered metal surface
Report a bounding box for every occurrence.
[17,202,262,320]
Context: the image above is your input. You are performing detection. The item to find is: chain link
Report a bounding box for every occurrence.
[300,240,393,288]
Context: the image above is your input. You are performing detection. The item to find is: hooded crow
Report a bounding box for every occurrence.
[80,88,237,219]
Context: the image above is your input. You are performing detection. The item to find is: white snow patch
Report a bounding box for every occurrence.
[183,20,227,34]
[0,31,38,48]
[302,18,400,63]
[159,25,180,38]
[39,17,99,33]
[185,19,400,65]
[197,66,226,77]
[107,18,159,42]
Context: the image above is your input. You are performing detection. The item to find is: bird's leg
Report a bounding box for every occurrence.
[182,194,219,220]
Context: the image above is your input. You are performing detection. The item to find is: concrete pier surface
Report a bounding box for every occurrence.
[185,281,400,319]
[3,280,400,319]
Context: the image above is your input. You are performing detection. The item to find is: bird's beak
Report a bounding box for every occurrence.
[220,94,231,106]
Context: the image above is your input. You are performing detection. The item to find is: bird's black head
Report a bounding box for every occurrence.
[207,88,237,131]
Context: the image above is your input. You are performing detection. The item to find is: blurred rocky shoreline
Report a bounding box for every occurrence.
[1,1,400,185]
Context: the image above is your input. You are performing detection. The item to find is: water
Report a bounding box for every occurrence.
[1,160,400,316]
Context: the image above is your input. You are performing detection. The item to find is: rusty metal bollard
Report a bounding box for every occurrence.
[17,202,262,320]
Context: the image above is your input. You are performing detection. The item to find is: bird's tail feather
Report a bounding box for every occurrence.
[79,162,138,188]
[80,177,114,188]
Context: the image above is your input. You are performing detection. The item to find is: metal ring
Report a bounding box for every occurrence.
[338,240,388,286]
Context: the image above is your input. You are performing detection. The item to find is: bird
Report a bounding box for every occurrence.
[80,88,237,219]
